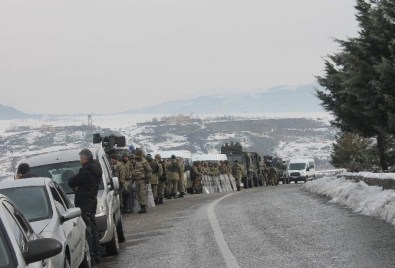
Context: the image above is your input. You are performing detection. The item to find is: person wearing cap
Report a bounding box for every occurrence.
[131,149,152,214]
[68,148,102,264]
[15,163,39,179]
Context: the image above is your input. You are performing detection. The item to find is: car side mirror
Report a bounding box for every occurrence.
[61,207,81,223]
[24,238,62,264]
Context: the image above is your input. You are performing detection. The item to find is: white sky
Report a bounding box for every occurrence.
[0,0,358,114]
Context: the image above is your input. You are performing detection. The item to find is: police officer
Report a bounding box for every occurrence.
[110,154,127,213]
[191,161,203,194]
[166,155,181,199]
[146,154,161,204]
[156,154,166,204]
[231,160,243,191]
[132,149,152,214]
[120,152,132,213]
[177,157,186,198]
[267,162,278,186]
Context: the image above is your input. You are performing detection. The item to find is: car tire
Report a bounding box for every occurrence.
[105,222,120,256]
[79,236,91,268]
[117,215,125,243]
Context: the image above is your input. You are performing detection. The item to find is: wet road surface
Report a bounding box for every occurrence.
[101,184,395,268]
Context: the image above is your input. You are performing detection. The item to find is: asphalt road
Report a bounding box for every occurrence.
[101,184,395,268]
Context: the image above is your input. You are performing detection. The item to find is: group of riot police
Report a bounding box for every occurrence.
[109,148,284,214]
[109,149,188,214]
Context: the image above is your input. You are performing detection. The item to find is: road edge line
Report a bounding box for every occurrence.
[207,193,240,268]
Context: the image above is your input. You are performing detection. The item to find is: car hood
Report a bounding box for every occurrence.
[30,219,52,235]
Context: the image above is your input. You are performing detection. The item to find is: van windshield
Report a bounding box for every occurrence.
[289,163,306,170]
[30,161,104,194]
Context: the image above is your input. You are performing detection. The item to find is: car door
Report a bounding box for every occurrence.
[2,200,38,267]
[49,183,83,267]
[101,154,121,220]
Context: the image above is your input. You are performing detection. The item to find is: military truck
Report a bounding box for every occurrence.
[220,142,265,188]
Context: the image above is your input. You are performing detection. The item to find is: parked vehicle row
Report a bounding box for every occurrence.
[0,146,125,267]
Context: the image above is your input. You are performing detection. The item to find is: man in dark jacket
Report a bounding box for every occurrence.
[68,148,102,265]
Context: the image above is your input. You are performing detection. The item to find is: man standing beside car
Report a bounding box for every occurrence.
[68,148,102,265]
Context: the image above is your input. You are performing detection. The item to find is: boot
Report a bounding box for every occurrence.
[154,198,159,205]
[138,205,147,214]
[236,186,241,191]
[158,198,164,204]
[177,192,184,198]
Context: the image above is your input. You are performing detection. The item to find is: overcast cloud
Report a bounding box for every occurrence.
[0,0,358,114]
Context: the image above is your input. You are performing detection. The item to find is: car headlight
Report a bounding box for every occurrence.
[96,199,107,217]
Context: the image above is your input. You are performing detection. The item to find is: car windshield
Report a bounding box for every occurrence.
[0,186,52,222]
[30,161,104,194]
[0,220,15,268]
[289,163,306,170]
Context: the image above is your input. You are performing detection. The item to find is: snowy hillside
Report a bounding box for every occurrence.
[0,112,335,177]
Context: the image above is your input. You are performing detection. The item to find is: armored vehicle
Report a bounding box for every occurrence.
[220,142,265,188]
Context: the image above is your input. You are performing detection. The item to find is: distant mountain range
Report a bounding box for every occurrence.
[0,84,324,119]
[126,84,323,114]
[0,104,29,119]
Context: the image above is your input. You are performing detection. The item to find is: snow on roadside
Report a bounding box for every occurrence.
[303,177,395,226]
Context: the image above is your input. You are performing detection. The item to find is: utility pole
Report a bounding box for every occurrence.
[88,115,93,127]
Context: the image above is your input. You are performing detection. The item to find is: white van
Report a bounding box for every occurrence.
[287,158,315,183]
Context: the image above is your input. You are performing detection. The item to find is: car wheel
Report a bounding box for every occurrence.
[79,236,91,268]
[105,222,120,255]
[117,215,125,243]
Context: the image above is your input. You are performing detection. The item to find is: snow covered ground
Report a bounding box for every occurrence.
[303,176,395,226]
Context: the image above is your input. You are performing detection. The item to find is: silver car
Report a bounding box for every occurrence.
[0,178,91,268]
[26,147,125,256]
[0,193,62,268]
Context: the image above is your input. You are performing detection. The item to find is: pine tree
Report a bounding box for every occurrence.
[331,132,378,171]
[316,0,393,170]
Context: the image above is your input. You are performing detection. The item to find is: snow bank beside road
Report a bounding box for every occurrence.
[303,177,395,226]
[343,172,395,180]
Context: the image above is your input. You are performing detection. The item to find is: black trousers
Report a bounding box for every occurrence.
[82,209,101,258]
